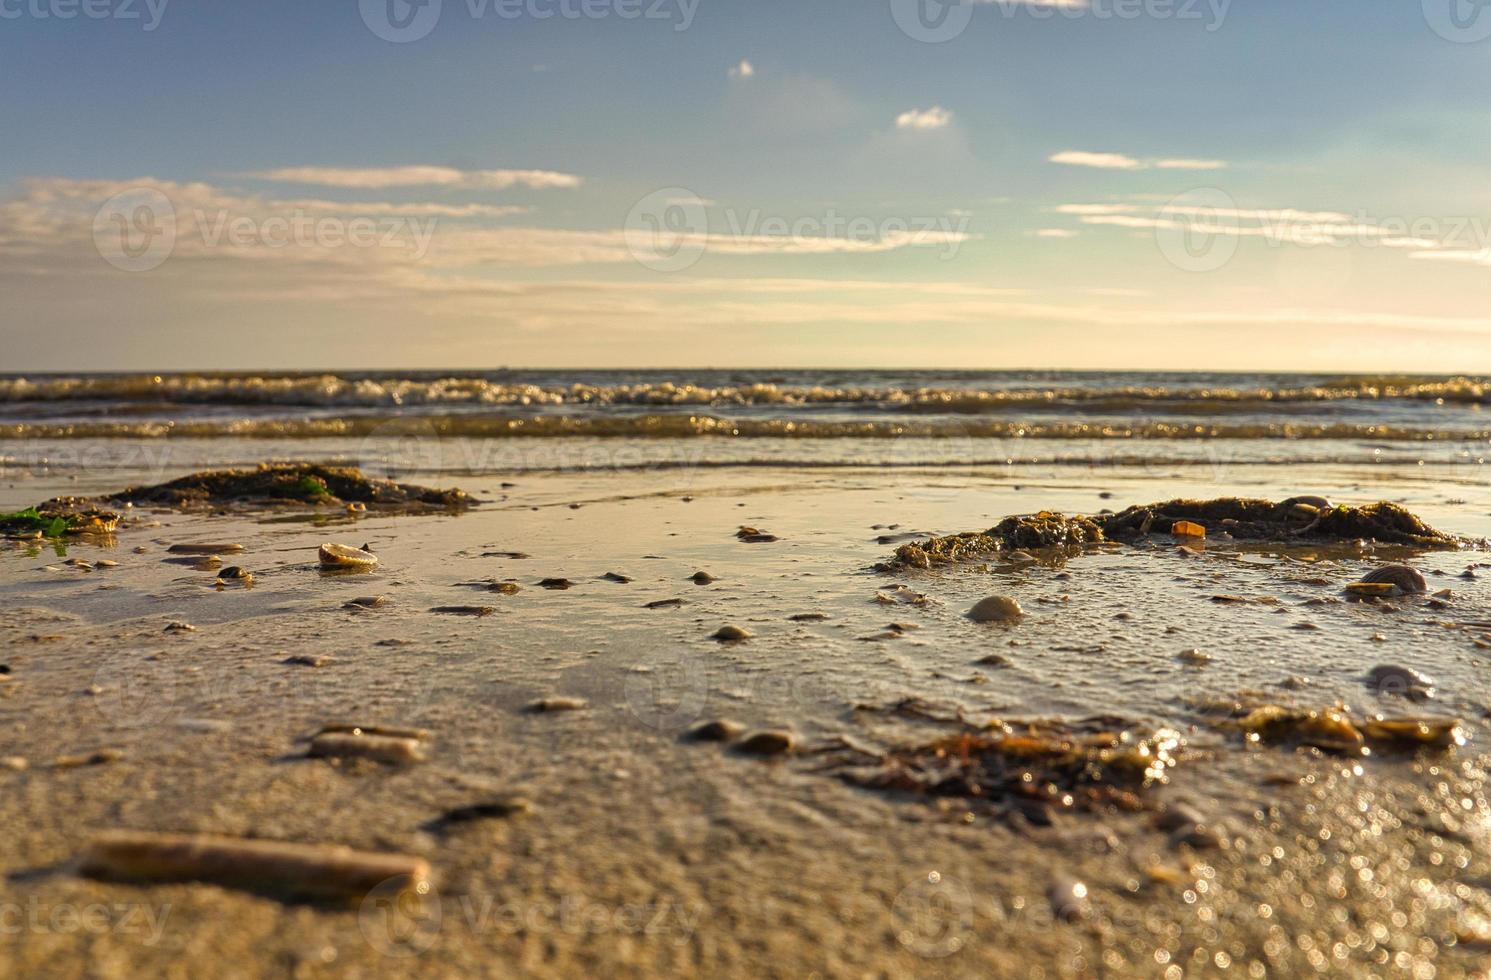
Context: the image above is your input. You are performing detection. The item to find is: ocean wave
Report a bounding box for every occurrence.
[2,373,1490,410]
[3,413,1487,441]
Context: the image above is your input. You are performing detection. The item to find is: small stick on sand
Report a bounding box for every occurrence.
[78,830,430,900]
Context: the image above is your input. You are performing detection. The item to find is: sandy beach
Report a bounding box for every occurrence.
[4,441,1491,977]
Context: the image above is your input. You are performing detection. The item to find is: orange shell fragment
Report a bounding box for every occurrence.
[1172,521,1206,538]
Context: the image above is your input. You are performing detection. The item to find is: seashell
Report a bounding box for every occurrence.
[308,732,425,764]
[78,830,429,900]
[968,596,1023,622]
[526,696,588,713]
[318,543,378,569]
[1343,581,1395,597]
[1360,717,1465,750]
[735,730,795,756]
[684,719,744,742]
[712,625,752,641]
[1360,564,1427,594]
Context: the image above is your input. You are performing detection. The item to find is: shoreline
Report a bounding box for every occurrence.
[3,462,1490,975]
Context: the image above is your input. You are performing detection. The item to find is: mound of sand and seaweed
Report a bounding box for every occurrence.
[3,464,470,537]
[883,496,1470,570]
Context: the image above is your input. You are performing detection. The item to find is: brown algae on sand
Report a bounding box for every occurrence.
[78,830,430,901]
[828,718,1182,819]
[884,497,1468,570]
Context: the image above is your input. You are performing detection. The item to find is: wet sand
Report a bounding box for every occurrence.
[3,462,1491,977]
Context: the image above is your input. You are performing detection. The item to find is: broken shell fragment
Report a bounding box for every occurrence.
[735,730,796,756]
[1360,717,1465,750]
[526,696,588,712]
[1236,705,1365,755]
[78,830,430,901]
[308,732,426,764]
[318,543,378,570]
[684,719,744,742]
[1343,581,1396,597]
[1171,521,1206,539]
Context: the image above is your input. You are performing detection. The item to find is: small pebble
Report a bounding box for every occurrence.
[163,621,197,633]
[600,572,632,584]
[711,625,752,641]
[538,578,574,590]
[1049,876,1090,921]
[690,571,717,585]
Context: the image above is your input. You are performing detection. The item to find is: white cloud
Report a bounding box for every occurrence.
[1050,152,1229,171]
[1155,158,1228,170]
[895,106,953,131]
[1035,228,1078,238]
[1049,150,1143,170]
[243,166,582,191]
[729,59,754,78]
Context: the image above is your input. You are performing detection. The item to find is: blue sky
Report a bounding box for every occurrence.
[3,0,1491,370]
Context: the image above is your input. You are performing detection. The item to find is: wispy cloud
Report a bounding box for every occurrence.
[896,106,953,131]
[729,59,754,78]
[1049,151,1227,171]
[1034,228,1079,238]
[1048,150,1142,170]
[1154,158,1227,170]
[242,166,582,190]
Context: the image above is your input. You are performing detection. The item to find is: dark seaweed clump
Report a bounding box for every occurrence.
[42,464,469,513]
[829,718,1181,822]
[885,497,1462,569]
